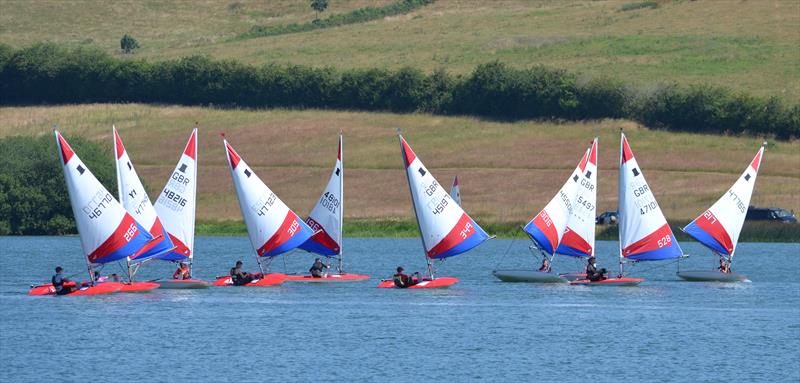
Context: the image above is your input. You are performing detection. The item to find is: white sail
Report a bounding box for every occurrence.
[154,128,198,261]
[556,138,598,257]
[223,137,314,258]
[684,145,765,257]
[618,132,682,261]
[113,127,173,262]
[300,134,343,256]
[450,176,461,206]
[55,130,154,266]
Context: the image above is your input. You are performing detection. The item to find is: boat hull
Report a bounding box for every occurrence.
[155,279,211,289]
[677,270,746,282]
[28,282,123,296]
[570,277,643,286]
[559,272,587,281]
[118,281,160,292]
[492,270,567,283]
[377,277,459,289]
[285,273,370,282]
[212,273,286,286]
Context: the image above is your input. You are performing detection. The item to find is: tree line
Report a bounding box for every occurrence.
[0,43,797,139]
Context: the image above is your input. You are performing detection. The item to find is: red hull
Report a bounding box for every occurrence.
[212,273,286,286]
[117,281,160,292]
[285,273,370,282]
[377,277,459,289]
[28,282,123,296]
[155,279,211,289]
[570,277,643,286]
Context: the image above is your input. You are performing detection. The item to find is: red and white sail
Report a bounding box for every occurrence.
[450,176,461,206]
[399,134,489,259]
[683,145,765,257]
[556,138,598,257]
[154,128,198,261]
[223,137,315,258]
[618,132,682,261]
[523,146,588,255]
[55,130,154,265]
[113,127,174,262]
[299,133,343,256]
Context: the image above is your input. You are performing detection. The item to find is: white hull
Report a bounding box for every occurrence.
[492,270,567,283]
[677,270,746,282]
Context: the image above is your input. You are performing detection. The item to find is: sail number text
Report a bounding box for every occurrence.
[253,192,277,216]
[83,191,113,220]
[123,222,138,242]
[319,192,339,214]
[726,190,747,214]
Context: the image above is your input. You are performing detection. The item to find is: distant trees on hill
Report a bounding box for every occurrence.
[311,0,329,21]
[120,34,139,54]
[0,134,116,235]
[0,43,797,139]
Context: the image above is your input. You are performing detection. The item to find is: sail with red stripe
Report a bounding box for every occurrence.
[113,127,174,262]
[399,134,489,259]
[450,176,461,206]
[524,146,589,255]
[555,138,598,257]
[223,137,314,258]
[684,144,765,257]
[299,133,343,256]
[618,132,682,261]
[55,130,154,265]
[154,128,198,261]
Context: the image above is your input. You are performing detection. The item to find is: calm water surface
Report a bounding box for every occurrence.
[1,236,798,382]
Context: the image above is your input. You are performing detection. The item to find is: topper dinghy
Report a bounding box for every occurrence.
[214,135,315,287]
[571,132,683,286]
[677,144,766,282]
[377,132,491,289]
[150,128,209,288]
[28,131,162,296]
[288,133,369,282]
[494,138,598,283]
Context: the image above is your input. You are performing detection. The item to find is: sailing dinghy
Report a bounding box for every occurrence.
[571,132,683,286]
[213,136,315,287]
[377,132,491,289]
[450,175,461,206]
[678,144,766,282]
[288,133,369,282]
[29,131,161,296]
[494,139,597,283]
[150,128,209,288]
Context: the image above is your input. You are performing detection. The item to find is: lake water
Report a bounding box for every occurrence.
[1,236,798,382]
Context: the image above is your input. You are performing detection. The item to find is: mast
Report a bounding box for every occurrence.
[618,129,625,278]
[338,131,344,274]
[398,130,436,280]
[189,125,199,275]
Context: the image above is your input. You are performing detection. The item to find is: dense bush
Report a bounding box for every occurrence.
[0,134,116,235]
[242,0,435,39]
[0,43,797,139]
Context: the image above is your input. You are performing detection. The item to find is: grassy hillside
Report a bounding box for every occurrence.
[2,104,797,226]
[1,0,798,101]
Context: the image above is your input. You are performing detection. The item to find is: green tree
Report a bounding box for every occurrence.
[120,34,139,54]
[310,0,328,21]
[0,134,117,235]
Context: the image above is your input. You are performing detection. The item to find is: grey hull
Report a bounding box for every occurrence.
[492,270,567,283]
[677,270,746,282]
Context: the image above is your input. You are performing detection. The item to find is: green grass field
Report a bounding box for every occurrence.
[2,104,797,228]
[1,0,798,101]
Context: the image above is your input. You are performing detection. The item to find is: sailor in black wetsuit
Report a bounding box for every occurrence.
[309,258,329,278]
[52,266,75,295]
[392,266,420,288]
[230,261,256,286]
[586,256,607,282]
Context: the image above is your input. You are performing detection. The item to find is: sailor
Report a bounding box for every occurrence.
[538,258,550,272]
[586,256,607,281]
[718,256,730,273]
[52,266,75,295]
[309,258,329,278]
[173,263,191,280]
[230,261,257,286]
[94,271,108,283]
[392,266,420,288]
